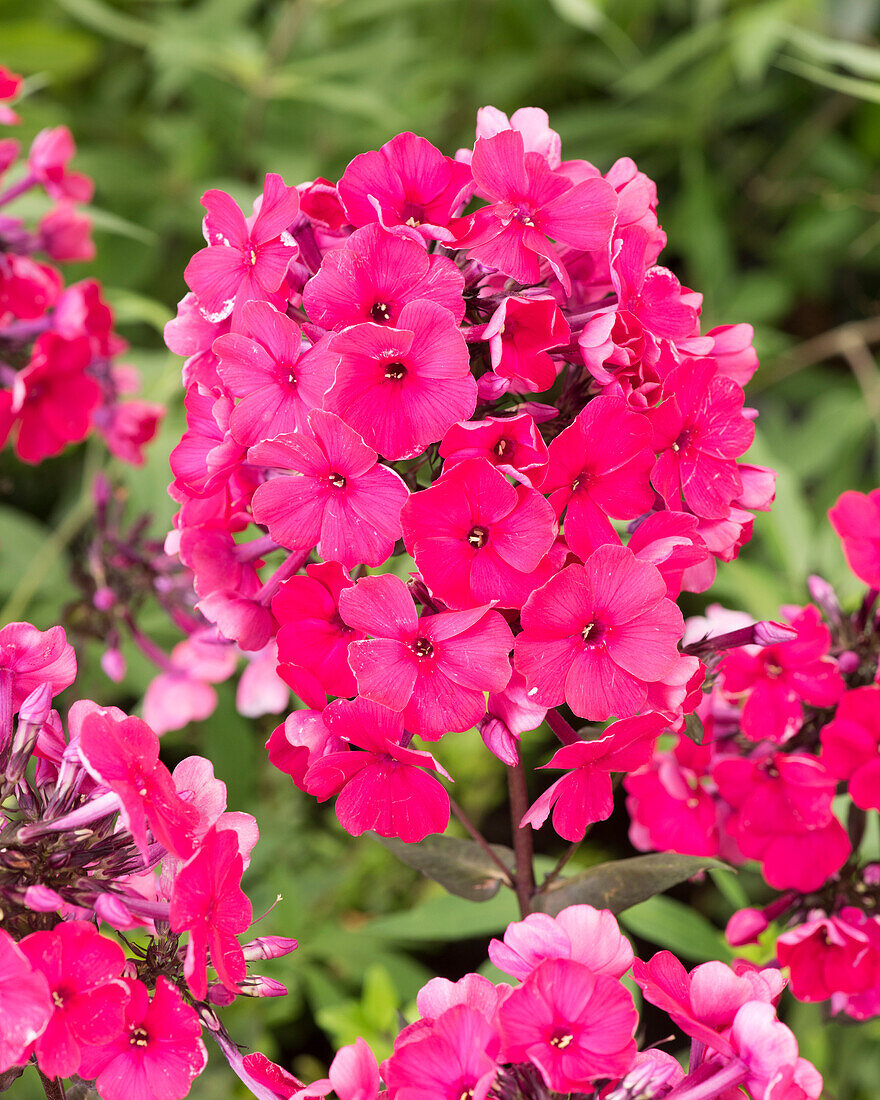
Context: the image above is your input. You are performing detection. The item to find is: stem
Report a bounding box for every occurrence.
[507,760,535,917]
[0,172,36,209]
[546,707,582,746]
[37,1068,66,1100]
[665,1061,748,1100]
[450,798,515,888]
[255,548,310,605]
[541,841,579,891]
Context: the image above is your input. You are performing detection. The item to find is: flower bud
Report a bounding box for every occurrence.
[726,907,768,946]
[242,935,299,962]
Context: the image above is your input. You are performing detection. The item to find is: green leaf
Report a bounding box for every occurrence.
[374,834,514,902]
[619,894,732,962]
[682,712,705,746]
[775,54,880,104]
[533,853,730,917]
[784,25,880,81]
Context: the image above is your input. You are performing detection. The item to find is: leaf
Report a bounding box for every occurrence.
[619,894,732,962]
[374,834,514,902]
[682,712,705,746]
[775,54,880,104]
[784,25,880,81]
[533,853,730,916]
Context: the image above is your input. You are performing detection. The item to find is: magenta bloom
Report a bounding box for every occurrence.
[78,710,199,861]
[650,359,754,519]
[249,410,409,569]
[339,573,514,739]
[326,299,476,461]
[497,958,637,1091]
[439,412,549,477]
[489,904,633,983]
[829,488,880,588]
[777,910,880,1002]
[384,1004,499,1100]
[539,395,655,558]
[401,457,557,610]
[515,544,686,721]
[483,294,569,393]
[184,173,300,324]
[170,825,253,1000]
[730,1001,823,1100]
[625,747,719,857]
[214,301,337,445]
[337,131,472,242]
[273,562,364,700]
[303,223,465,331]
[712,753,851,892]
[457,129,617,293]
[20,922,128,1079]
[610,226,699,343]
[720,605,844,744]
[821,685,880,812]
[522,713,666,841]
[0,928,52,1073]
[304,696,450,842]
[79,977,207,1100]
[0,621,76,711]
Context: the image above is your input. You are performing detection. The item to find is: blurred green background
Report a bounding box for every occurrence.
[2,0,880,1096]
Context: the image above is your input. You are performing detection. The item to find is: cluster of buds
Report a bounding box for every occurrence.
[626,487,880,1020]
[0,67,162,465]
[0,619,295,1099]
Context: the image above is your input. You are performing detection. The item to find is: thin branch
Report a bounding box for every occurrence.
[449,799,515,888]
[751,315,880,391]
[507,761,535,917]
[541,841,579,891]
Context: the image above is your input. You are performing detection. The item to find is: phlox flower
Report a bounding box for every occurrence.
[483,294,569,393]
[383,1004,499,1100]
[337,131,472,242]
[184,173,300,325]
[326,299,476,461]
[729,1001,823,1100]
[496,957,637,1091]
[0,253,61,320]
[304,696,451,842]
[415,973,510,1022]
[473,105,562,167]
[0,621,76,712]
[78,977,207,1100]
[169,387,246,500]
[627,511,710,598]
[625,743,720,857]
[489,903,633,983]
[0,928,52,1073]
[96,398,165,466]
[273,562,364,700]
[821,685,880,811]
[142,632,237,736]
[828,488,880,589]
[439,412,549,477]
[0,66,22,125]
[249,409,409,569]
[720,605,844,744]
[268,708,346,789]
[609,226,699,344]
[214,301,337,445]
[705,323,759,387]
[777,909,880,1002]
[293,1037,380,1100]
[456,129,617,293]
[303,223,464,331]
[78,709,199,860]
[479,669,548,766]
[238,644,290,717]
[538,394,655,558]
[170,825,253,1000]
[339,573,514,739]
[522,713,667,841]
[401,457,557,610]
[20,921,129,1079]
[515,543,686,721]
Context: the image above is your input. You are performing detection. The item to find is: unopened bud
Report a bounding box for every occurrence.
[808,574,841,625]
[93,586,117,612]
[23,885,63,913]
[100,648,126,683]
[838,650,860,674]
[18,682,53,727]
[242,935,299,962]
[207,984,237,1007]
[726,907,768,946]
[237,976,288,998]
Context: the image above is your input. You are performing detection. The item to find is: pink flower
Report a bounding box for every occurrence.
[39,201,95,262]
[489,904,633,982]
[0,621,76,711]
[28,126,93,201]
[249,410,409,569]
[522,713,666,841]
[0,66,22,125]
[268,708,345,789]
[303,223,464,331]
[169,386,246,499]
[339,573,514,739]
[142,633,237,735]
[515,544,686,721]
[821,685,880,811]
[78,977,207,1100]
[439,412,549,477]
[457,129,617,293]
[0,928,52,1073]
[326,299,476,461]
[625,746,720,857]
[214,301,337,445]
[401,457,557,610]
[730,1001,823,1100]
[705,323,759,387]
[720,605,844,744]
[184,173,299,325]
[97,399,165,465]
[473,105,562,167]
[777,910,880,1002]
[538,395,655,558]
[609,227,699,343]
[650,359,754,519]
[337,131,472,242]
[829,488,880,588]
[273,562,364,700]
[479,669,548,766]
[77,709,199,860]
[303,696,451,841]
[294,1037,380,1100]
[496,957,637,1090]
[170,825,253,1000]
[627,511,710,598]
[483,295,569,393]
[20,921,129,1078]
[383,1004,499,1100]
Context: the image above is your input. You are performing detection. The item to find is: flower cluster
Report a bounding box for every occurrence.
[164,104,774,841]
[0,618,295,1098]
[239,903,821,1100]
[625,487,880,1019]
[0,67,162,465]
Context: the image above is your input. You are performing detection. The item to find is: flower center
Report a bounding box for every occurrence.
[581,620,607,645]
[493,438,511,458]
[467,525,489,549]
[130,1026,150,1048]
[370,301,392,322]
[410,637,434,658]
[672,427,693,454]
[515,207,537,227]
[550,1031,574,1049]
[384,361,407,381]
[286,368,297,386]
[248,247,258,266]
[52,991,65,1008]
[328,472,346,489]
